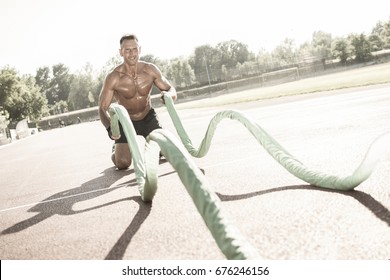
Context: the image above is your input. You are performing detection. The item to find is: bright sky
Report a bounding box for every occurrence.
[1,0,390,75]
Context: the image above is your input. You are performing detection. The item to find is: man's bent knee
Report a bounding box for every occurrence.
[115,157,132,170]
[112,143,132,170]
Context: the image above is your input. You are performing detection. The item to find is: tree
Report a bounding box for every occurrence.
[36,64,73,106]
[93,55,123,102]
[272,38,297,66]
[165,58,195,89]
[141,54,160,64]
[332,37,352,65]
[257,48,278,71]
[0,67,48,122]
[349,33,373,63]
[191,45,216,85]
[50,63,73,103]
[35,66,51,96]
[297,41,316,63]
[19,75,49,120]
[383,17,390,49]
[0,67,19,108]
[215,40,251,69]
[369,21,385,51]
[49,100,68,115]
[68,63,100,110]
[311,31,333,62]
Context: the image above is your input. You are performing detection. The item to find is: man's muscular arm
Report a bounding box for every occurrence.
[98,72,116,130]
[148,63,177,103]
[160,85,177,104]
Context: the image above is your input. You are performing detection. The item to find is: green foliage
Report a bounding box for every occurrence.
[256,49,278,71]
[51,64,73,102]
[141,54,161,65]
[311,31,333,60]
[349,33,373,63]
[68,63,101,110]
[35,64,73,106]
[35,66,51,94]
[272,38,297,66]
[3,16,390,124]
[0,67,18,106]
[190,41,252,85]
[332,37,352,64]
[370,22,385,51]
[166,58,196,89]
[215,40,251,68]
[49,100,68,115]
[382,17,390,49]
[191,44,216,85]
[0,67,48,122]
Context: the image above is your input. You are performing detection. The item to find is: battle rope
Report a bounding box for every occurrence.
[109,103,260,260]
[163,95,390,191]
[109,95,389,259]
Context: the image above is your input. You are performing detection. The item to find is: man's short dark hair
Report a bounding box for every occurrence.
[120,34,138,45]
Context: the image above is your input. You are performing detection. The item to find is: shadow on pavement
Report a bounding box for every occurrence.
[1,167,181,259]
[216,185,390,227]
[1,167,136,235]
[104,196,152,260]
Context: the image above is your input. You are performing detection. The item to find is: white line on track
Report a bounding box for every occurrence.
[0,154,259,213]
[0,185,125,213]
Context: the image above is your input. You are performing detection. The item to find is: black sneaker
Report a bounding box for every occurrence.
[159,153,167,164]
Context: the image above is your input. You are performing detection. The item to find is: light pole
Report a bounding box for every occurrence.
[203,55,211,87]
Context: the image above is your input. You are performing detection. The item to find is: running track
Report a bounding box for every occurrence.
[1,84,389,259]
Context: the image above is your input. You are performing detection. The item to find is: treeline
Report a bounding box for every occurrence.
[1,17,390,124]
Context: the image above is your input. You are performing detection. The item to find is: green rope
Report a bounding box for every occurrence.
[108,95,389,259]
[109,103,260,260]
[163,95,390,191]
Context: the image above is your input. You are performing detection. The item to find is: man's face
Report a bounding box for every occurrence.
[120,39,140,65]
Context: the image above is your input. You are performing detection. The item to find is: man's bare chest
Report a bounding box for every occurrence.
[115,74,153,98]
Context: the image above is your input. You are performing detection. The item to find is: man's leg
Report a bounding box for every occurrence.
[112,143,132,170]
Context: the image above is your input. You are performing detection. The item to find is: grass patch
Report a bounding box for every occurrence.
[178,61,390,108]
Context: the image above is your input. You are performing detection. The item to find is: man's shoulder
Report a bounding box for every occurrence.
[106,65,124,79]
[140,61,160,76]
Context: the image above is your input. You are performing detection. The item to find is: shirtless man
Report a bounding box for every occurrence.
[99,34,177,170]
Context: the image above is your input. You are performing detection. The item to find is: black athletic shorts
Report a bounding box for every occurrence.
[115,108,162,143]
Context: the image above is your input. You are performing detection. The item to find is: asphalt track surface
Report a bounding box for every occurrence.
[1,84,390,260]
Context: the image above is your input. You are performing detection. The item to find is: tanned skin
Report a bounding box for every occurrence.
[99,36,177,169]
